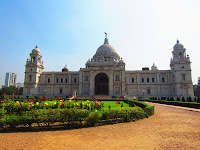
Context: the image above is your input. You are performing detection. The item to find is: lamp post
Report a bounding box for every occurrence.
[44,90,46,97]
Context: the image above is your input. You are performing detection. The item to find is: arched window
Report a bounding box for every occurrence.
[179,52,183,58]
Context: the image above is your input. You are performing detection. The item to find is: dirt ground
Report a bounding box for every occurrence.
[1,102,200,150]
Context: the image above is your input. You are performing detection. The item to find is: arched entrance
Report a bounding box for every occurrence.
[95,73,109,95]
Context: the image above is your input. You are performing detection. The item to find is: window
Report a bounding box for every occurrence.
[27,89,30,94]
[74,78,77,83]
[60,89,62,94]
[66,79,68,83]
[115,87,120,94]
[147,89,151,94]
[132,78,134,83]
[152,78,155,83]
[179,52,183,59]
[48,79,50,83]
[142,78,144,83]
[57,79,59,83]
[116,75,120,81]
[61,79,63,83]
[162,78,165,83]
[147,78,149,82]
[84,76,89,81]
[29,75,32,82]
[182,74,186,81]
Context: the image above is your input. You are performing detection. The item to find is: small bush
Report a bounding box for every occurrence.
[197,97,200,103]
[86,112,99,126]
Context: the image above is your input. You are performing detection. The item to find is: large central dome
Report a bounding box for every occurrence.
[93,37,120,61]
[96,42,118,54]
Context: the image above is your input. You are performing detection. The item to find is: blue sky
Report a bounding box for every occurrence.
[1,0,200,86]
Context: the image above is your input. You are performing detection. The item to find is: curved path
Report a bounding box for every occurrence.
[1,102,200,150]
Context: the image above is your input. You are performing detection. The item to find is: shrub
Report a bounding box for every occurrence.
[86,112,99,126]
[197,97,200,103]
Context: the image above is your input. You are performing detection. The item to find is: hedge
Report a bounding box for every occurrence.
[0,100,154,130]
[124,99,154,116]
[144,99,200,109]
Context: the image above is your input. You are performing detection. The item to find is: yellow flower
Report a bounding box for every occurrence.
[36,102,39,105]
[60,100,63,102]
[95,110,97,112]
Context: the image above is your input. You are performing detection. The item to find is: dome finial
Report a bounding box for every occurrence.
[105,32,107,38]
[104,32,109,44]
[35,44,38,48]
[177,38,179,44]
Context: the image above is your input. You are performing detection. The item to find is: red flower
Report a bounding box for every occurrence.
[55,98,57,100]
[9,95,12,98]
[61,103,65,107]
[116,101,120,104]
[58,97,60,99]
[3,93,6,96]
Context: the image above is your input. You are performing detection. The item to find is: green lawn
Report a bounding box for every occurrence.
[102,101,130,109]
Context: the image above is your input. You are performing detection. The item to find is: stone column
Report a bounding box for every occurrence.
[79,71,83,96]
[121,71,126,96]
[69,74,72,93]
[51,74,54,95]
[109,71,114,96]
[90,71,94,96]
[157,73,160,96]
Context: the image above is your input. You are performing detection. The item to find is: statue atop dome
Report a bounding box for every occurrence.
[104,32,109,44]
[105,32,107,38]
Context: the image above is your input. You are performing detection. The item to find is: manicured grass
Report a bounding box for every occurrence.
[102,101,130,109]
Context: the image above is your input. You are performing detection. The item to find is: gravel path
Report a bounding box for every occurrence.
[1,102,200,150]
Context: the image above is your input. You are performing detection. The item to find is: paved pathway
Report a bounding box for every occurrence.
[0,102,200,150]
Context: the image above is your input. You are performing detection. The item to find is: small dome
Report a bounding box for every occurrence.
[62,65,69,72]
[86,59,92,65]
[32,45,41,54]
[151,63,158,70]
[173,40,184,50]
[119,58,125,64]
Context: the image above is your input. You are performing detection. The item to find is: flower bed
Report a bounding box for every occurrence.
[0,94,154,131]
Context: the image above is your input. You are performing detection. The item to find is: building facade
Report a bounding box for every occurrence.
[5,72,18,87]
[23,36,194,98]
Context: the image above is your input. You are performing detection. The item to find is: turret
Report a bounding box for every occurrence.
[170,40,194,97]
[23,45,44,95]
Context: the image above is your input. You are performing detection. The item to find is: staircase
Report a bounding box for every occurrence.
[78,95,124,100]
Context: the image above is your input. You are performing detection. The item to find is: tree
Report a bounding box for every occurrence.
[0,86,23,96]
[193,77,200,97]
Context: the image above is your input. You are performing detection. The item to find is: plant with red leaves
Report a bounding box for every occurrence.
[42,96,46,101]
[61,103,65,107]
[116,101,121,104]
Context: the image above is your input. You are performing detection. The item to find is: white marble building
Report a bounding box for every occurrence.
[23,35,194,98]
